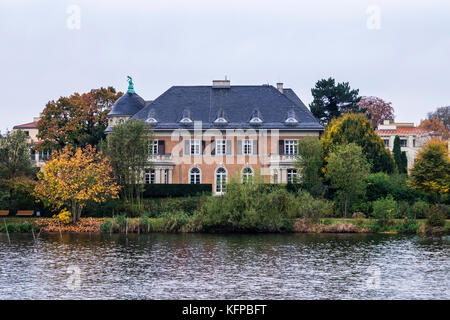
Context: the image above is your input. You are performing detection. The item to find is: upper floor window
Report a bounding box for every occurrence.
[190,140,201,155]
[216,140,227,155]
[150,140,158,155]
[284,140,298,155]
[400,139,407,147]
[243,140,253,155]
[384,139,389,147]
[189,167,201,184]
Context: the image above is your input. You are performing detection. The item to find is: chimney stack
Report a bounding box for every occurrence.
[212,79,230,88]
[276,83,284,93]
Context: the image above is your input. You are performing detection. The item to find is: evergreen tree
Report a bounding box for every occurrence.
[393,135,406,173]
[310,77,363,125]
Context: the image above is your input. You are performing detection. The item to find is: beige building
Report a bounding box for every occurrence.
[106,79,324,194]
[375,120,441,169]
[13,116,49,168]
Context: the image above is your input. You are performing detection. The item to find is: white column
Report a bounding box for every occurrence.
[169,169,173,184]
[155,169,161,184]
[281,168,287,183]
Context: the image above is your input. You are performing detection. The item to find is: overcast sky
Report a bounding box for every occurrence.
[1,0,449,133]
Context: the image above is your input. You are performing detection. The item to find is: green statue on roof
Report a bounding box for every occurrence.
[127,76,135,93]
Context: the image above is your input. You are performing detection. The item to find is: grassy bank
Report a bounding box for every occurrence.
[1,217,449,235]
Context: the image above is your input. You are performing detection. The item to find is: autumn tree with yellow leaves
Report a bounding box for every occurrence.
[408,139,450,204]
[35,145,120,222]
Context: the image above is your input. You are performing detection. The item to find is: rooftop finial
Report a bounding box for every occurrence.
[127,76,135,93]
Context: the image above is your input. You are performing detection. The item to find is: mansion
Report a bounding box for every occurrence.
[105,78,324,194]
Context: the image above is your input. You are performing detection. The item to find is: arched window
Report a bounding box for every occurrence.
[189,167,201,184]
[242,167,254,183]
[215,167,227,194]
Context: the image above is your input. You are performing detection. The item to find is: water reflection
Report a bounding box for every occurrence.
[0,233,448,299]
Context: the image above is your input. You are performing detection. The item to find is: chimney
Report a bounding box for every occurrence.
[276,83,284,93]
[383,119,390,125]
[212,79,230,88]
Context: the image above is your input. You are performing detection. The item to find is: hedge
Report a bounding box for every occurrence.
[142,184,212,198]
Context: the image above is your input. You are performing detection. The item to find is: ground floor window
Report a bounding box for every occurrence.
[163,169,168,184]
[215,167,227,194]
[190,167,201,184]
[287,169,297,184]
[145,169,155,184]
[242,167,253,183]
[272,169,279,184]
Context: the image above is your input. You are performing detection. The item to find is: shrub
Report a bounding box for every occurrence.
[395,219,420,234]
[294,190,333,223]
[426,205,446,227]
[372,196,398,227]
[52,208,71,225]
[411,201,430,219]
[198,179,294,232]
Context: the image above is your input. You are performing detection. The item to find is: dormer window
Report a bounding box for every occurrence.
[285,117,298,124]
[214,108,228,124]
[180,117,193,124]
[180,108,193,124]
[249,109,263,125]
[285,108,298,125]
[146,108,158,124]
[250,117,263,124]
[214,117,228,124]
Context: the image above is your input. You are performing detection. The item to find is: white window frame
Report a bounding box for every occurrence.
[284,140,298,155]
[287,169,297,184]
[150,140,158,155]
[190,140,201,155]
[189,167,201,184]
[242,167,254,184]
[163,169,168,184]
[243,139,253,155]
[145,169,155,184]
[383,139,389,148]
[215,167,227,194]
[400,139,407,147]
[216,139,227,156]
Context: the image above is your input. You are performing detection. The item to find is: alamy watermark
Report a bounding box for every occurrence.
[366,5,381,30]
[66,5,81,30]
[66,265,81,290]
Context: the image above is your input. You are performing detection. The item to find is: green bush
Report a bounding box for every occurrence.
[395,219,419,234]
[411,201,430,219]
[372,196,398,227]
[426,205,446,227]
[293,190,333,223]
[366,173,424,203]
[197,179,294,232]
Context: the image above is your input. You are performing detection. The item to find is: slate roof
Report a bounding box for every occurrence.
[130,85,323,130]
[108,92,146,116]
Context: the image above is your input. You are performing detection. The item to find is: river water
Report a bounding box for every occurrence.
[0,233,448,300]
